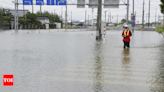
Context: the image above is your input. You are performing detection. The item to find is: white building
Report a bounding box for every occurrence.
[85,19,97,26]
[37,16,50,29]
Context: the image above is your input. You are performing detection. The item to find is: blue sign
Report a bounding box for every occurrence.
[36,0,44,5]
[56,0,66,5]
[47,0,55,5]
[23,0,33,5]
[131,14,136,27]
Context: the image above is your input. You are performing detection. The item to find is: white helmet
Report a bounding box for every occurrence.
[124,25,128,28]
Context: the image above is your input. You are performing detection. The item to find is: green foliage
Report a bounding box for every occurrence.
[3,9,12,23]
[121,19,126,24]
[160,0,164,14]
[121,19,131,24]
[36,11,62,23]
[19,12,41,25]
[114,23,118,26]
[156,27,164,33]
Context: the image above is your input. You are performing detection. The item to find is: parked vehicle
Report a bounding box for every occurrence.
[73,23,79,26]
[108,24,114,27]
[77,22,84,26]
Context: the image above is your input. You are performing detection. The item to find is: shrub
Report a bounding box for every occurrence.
[156,27,164,33]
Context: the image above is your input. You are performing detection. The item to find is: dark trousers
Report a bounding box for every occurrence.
[124,42,130,48]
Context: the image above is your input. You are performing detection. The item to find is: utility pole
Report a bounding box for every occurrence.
[132,0,134,32]
[14,0,18,30]
[40,5,42,15]
[142,0,145,28]
[71,11,72,27]
[104,11,107,23]
[96,0,102,39]
[158,15,159,27]
[148,0,150,27]
[32,4,33,13]
[88,14,89,25]
[146,14,147,26]
[65,11,66,27]
[54,10,55,23]
[15,0,16,30]
[23,5,25,19]
[108,10,109,24]
[155,8,157,27]
[61,6,63,20]
[126,0,129,25]
[92,8,94,26]
[85,11,87,26]
[117,14,118,24]
[110,12,111,23]
[66,3,67,30]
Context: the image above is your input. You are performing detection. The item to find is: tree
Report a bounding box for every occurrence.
[19,12,41,25]
[160,0,164,14]
[121,19,131,24]
[36,11,62,23]
[121,19,126,24]
[3,9,12,24]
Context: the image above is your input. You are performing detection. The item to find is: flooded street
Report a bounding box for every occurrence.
[1,29,164,92]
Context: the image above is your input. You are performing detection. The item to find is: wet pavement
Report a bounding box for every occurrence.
[1,29,164,92]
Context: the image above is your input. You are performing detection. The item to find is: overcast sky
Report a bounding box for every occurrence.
[2,0,163,23]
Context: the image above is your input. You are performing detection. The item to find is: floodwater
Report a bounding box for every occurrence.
[1,29,164,92]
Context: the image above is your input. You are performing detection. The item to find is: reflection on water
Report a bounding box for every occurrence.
[93,40,104,92]
[122,49,130,64]
[151,46,164,91]
[121,49,131,81]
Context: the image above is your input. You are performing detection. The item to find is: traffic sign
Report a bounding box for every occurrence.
[36,0,44,5]
[77,0,85,8]
[104,0,119,8]
[56,0,66,5]
[47,0,55,5]
[23,0,33,5]
[89,0,98,8]
[131,14,136,27]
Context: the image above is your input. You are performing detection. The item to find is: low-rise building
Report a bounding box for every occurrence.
[37,16,50,29]
[4,9,30,29]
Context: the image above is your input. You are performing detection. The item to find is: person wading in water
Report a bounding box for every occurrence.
[122,25,132,48]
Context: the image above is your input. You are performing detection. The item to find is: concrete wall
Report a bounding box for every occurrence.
[45,24,49,29]
[39,20,46,24]
[55,22,61,28]
[39,19,50,24]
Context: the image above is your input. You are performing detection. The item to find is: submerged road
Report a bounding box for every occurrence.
[1,29,164,92]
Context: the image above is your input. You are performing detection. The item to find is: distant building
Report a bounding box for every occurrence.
[3,9,30,29]
[4,9,29,17]
[37,16,50,29]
